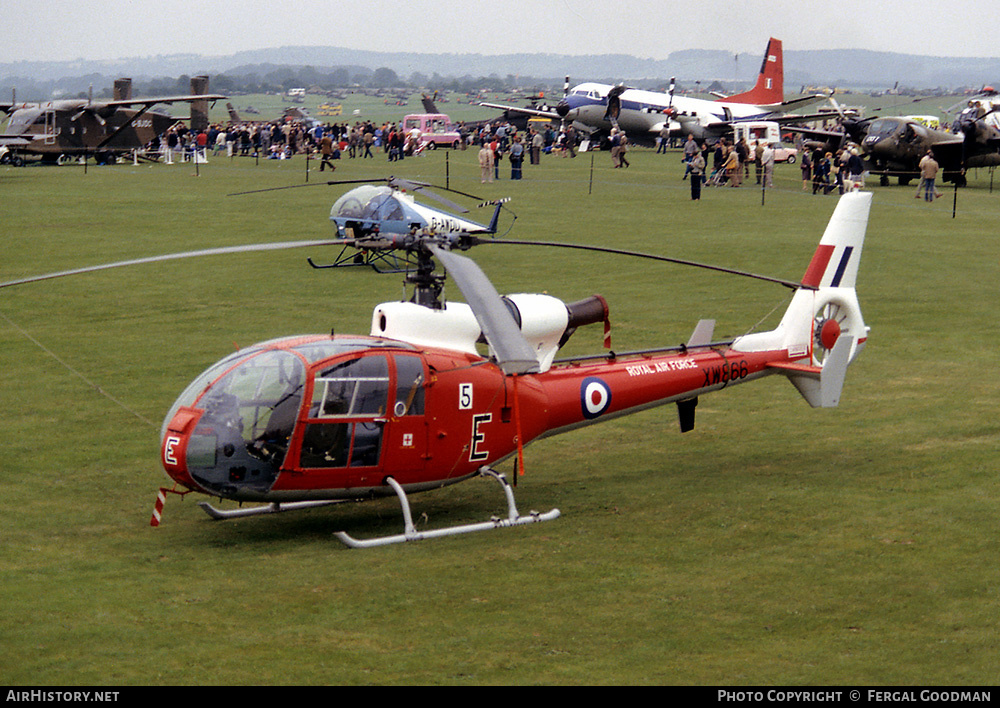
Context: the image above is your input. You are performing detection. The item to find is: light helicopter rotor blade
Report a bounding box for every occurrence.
[426,243,539,375]
[0,239,347,289]
[229,177,484,210]
[406,185,469,214]
[469,238,812,291]
[228,179,374,196]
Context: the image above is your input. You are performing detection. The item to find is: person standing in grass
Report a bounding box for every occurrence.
[478,140,494,183]
[917,150,940,201]
[689,150,706,200]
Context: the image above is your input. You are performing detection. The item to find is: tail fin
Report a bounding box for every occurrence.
[189,75,210,133]
[733,191,871,407]
[723,37,783,106]
[421,92,439,113]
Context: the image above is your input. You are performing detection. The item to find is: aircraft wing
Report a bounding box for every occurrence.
[775,94,827,112]
[0,135,36,146]
[782,124,845,141]
[104,93,226,108]
[923,137,969,169]
[478,102,561,120]
[760,93,827,111]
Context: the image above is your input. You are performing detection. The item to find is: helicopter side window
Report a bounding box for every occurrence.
[311,355,389,418]
[300,355,389,469]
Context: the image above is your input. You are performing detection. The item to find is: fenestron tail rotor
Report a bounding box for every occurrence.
[811,297,863,367]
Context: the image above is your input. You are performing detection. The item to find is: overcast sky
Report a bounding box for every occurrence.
[2,0,996,64]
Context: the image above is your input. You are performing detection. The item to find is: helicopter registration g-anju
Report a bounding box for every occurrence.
[2,188,872,548]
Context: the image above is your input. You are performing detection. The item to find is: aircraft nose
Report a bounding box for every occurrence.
[556,100,571,118]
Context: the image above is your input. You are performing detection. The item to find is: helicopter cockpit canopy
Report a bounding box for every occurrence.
[160,335,418,499]
[330,186,405,235]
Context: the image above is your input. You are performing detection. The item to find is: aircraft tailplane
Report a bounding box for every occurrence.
[723,37,784,106]
[732,190,871,408]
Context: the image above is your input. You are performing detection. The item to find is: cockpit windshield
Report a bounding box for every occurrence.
[329,186,404,223]
[866,119,897,138]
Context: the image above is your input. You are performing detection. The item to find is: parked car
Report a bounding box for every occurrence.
[773,143,798,163]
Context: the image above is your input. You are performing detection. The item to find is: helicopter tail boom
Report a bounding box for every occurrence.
[733,191,871,407]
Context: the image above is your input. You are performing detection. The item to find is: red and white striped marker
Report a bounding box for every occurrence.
[150,488,169,527]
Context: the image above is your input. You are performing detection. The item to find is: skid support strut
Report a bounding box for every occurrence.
[334,468,561,548]
[198,499,348,520]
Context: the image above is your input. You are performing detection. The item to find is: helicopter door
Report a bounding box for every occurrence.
[299,354,390,470]
[383,354,429,476]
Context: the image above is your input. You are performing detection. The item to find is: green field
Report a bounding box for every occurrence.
[1,146,997,685]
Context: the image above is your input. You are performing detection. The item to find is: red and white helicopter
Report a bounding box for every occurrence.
[2,189,872,548]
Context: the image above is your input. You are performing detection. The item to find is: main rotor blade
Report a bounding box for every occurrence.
[426,244,539,375]
[0,240,344,289]
[408,185,469,214]
[472,239,811,291]
[228,180,371,196]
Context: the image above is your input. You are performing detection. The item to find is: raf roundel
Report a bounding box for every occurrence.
[581,377,613,419]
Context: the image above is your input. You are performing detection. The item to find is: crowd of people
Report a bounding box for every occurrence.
[152,114,943,203]
[151,114,594,181]
[677,132,872,201]
[155,118,426,164]
[471,119,583,182]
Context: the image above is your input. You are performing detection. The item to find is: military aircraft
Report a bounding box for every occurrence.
[0,76,224,164]
[793,101,1000,186]
[0,187,872,547]
[480,38,825,146]
[862,115,1000,186]
[947,87,1000,131]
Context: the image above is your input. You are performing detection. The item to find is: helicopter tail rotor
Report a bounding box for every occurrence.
[733,191,871,408]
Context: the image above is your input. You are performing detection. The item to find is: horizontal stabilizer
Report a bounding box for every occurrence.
[769,334,854,408]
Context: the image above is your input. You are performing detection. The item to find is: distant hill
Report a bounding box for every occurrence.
[3,45,999,98]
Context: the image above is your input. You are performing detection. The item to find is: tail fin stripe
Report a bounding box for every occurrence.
[830,247,854,288]
[802,244,834,288]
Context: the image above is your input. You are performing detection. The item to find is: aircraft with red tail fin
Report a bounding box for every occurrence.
[482,38,825,145]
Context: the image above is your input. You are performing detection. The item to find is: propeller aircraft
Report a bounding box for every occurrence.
[480,38,826,147]
[0,76,224,164]
[1,187,873,548]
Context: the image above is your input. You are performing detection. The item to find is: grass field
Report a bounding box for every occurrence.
[1,146,997,685]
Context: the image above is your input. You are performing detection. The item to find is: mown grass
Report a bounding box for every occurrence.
[1,146,997,685]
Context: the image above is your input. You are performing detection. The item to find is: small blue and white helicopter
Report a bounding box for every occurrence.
[313,177,509,275]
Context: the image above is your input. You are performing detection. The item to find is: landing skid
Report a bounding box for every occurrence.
[198,498,348,520]
[334,468,561,548]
